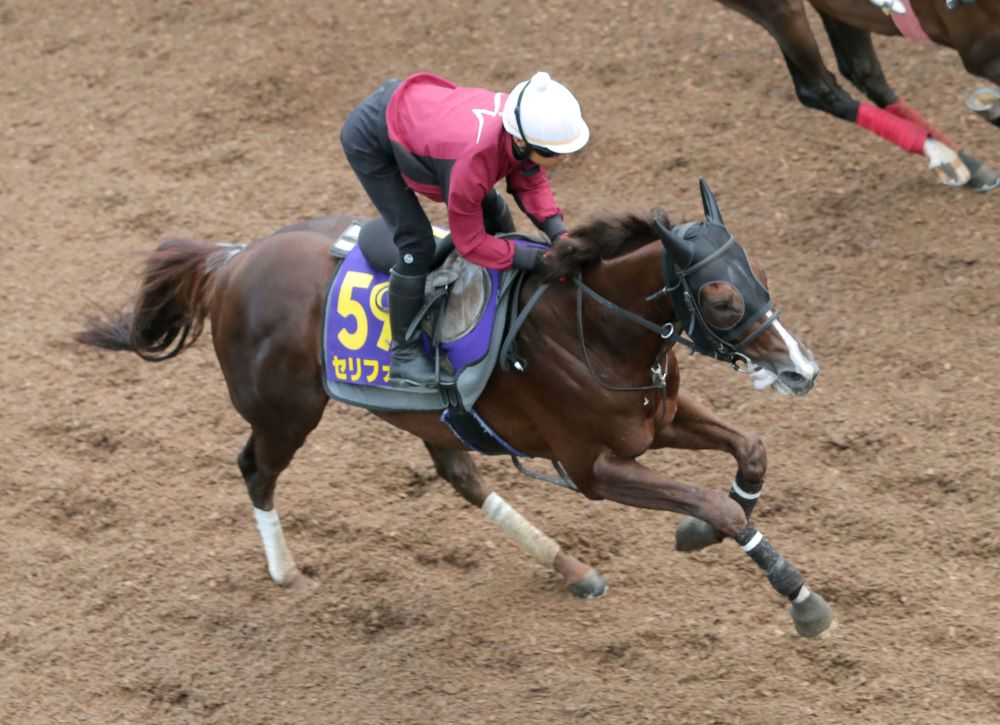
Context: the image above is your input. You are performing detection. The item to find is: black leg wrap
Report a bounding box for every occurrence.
[735,524,805,601]
[729,474,763,518]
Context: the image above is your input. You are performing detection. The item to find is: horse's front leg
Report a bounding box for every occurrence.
[423,442,607,598]
[578,451,834,638]
[651,389,766,552]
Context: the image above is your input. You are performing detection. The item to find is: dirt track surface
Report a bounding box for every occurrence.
[3,1,1000,722]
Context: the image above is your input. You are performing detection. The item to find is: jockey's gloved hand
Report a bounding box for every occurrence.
[541,216,569,245]
[533,249,553,275]
[511,245,552,274]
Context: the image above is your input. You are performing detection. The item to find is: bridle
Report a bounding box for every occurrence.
[503,180,780,394]
[503,239,777,394]
[570,237,777,393]
[573,217,780,392]
[649,218,780,369]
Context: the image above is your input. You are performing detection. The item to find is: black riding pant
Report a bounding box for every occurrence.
[340,78,509,275]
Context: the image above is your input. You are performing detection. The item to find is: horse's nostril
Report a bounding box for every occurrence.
[780,370,807,386]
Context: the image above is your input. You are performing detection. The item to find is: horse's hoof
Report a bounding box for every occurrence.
[280,570,318,591]
[933,161,971,187]
[567,569,608,599]
[789,590,835,638]
[926,139,971,187]
[675,516,724,552]
[958,152,1000,193]
[966,87,1000,124]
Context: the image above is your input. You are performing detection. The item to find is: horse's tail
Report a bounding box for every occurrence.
[76,239,237,361]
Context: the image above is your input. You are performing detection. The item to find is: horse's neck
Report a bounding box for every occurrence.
[582,242,674,352]
[589,242,669,314]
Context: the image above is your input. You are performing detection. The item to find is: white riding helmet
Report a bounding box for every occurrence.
[501,71,590,155]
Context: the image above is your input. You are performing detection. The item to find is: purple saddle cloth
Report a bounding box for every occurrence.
[323,245,500,390]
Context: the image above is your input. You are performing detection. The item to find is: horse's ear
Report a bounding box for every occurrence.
[699,177,724,226]
[653,212,693,267]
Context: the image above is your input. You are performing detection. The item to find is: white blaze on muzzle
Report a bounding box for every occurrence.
[772,320,818,380]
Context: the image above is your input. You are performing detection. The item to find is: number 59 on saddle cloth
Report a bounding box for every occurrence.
[321,224,542,415]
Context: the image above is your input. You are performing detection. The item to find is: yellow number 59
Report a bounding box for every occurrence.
[336,271,373,350]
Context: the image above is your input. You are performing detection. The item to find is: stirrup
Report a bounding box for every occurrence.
[388,349,439,388]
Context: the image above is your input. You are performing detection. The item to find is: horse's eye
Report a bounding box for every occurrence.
[700,285,745,330]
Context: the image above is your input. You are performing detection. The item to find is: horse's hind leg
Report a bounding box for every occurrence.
[238,415,323,590]
[650,390,767,552]
[821,14,998,191]
[423,442,606,598]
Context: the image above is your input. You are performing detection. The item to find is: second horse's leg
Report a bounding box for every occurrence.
[651,390,766,552]
[720,0,969,184]
[423,442,607,598]
[821,14,998,191]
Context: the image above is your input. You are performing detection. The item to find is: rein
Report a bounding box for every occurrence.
[573,274,677,392]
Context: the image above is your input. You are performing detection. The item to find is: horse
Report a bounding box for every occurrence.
[716,0,1000,190]
[76,180,835,638]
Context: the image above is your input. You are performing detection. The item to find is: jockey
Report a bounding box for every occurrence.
[340,71,589,387]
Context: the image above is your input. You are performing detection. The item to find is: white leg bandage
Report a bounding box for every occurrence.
[481,492,560,568]
[253,507,298,585]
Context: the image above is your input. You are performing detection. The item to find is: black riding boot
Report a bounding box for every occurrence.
[388,268,438,387]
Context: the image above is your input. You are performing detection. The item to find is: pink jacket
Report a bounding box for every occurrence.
[385,73,565,269]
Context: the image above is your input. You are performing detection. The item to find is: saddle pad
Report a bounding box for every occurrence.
[322,245,512,412]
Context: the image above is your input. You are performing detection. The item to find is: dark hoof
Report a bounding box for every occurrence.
[567,569,608,599]
[675,516,724,552]
[958,152,1000,193]
[789,590,835,638]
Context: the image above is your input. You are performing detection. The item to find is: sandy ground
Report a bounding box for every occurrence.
[2,1,999,722]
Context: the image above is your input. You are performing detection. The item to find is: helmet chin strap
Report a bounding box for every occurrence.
[513,78,557,158]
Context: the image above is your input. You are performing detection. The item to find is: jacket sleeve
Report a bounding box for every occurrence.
[446,155,518,270]
[506,165,567,241]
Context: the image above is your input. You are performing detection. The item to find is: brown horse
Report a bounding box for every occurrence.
[77,181,834,637]
[717,0,1000,190]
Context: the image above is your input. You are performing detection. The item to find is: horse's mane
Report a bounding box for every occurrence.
[543,209,668,280]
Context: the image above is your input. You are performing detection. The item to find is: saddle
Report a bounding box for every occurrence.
[354,216,456,274]
[354,217,493,350]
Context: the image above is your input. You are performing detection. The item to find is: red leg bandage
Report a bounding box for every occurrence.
[855,103,928,154]
[886,98,957,149]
